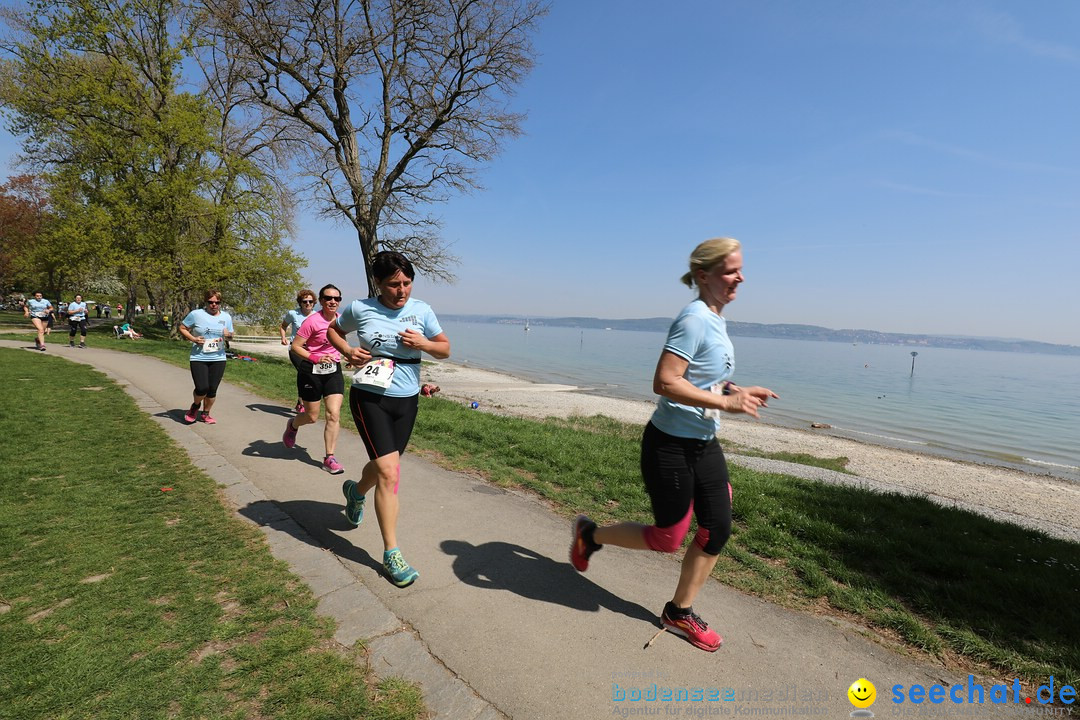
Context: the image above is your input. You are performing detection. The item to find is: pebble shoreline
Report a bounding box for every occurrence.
[423,360,1080,543]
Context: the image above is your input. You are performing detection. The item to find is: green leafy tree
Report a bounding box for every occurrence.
[0,0,304,330]
[0,174,49,296]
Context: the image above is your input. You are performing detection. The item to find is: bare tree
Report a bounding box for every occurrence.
[197,0,546,297]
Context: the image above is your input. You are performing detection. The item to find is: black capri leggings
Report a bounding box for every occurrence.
[639,422,733,556]
[349,388,419,459]
[190,360,227,398]
[68,319,88,337]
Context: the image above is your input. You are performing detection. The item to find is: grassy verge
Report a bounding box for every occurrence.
[0,348,424,720]
[23,327,1080,689]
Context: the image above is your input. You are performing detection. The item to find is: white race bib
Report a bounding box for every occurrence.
[312,359,339,375]
[202,338,222,353]
[704,383,725,420]
[353,358,395,389]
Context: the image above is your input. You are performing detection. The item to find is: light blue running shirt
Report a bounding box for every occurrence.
[282,308,313,340]
[27,298,52,318]
[649,299,735,441]
[335,296,442,397]
[181,308,234,362]
[67,302,88,321]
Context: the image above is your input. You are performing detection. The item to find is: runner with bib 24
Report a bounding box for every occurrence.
[326,251,451,588]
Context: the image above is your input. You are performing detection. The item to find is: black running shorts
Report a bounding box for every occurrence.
[349,388,419,459]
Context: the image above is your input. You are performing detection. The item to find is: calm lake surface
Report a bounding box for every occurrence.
[439,319,1080,483]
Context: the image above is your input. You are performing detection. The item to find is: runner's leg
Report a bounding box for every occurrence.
[323,393,343,457]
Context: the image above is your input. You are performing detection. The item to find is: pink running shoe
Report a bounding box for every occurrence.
[660,602,723,652]
[322,455,344,474]
[282,418,298,448]
[570,515,601,572]
[184,404,199,423]
[198,411,216,425]
[294,400,305,413]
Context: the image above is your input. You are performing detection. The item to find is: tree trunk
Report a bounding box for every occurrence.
[358,219,379,299]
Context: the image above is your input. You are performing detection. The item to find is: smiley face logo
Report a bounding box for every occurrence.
[848,678,876,709]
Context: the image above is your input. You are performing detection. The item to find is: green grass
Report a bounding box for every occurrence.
[0,348,425,720]
[727,447,852,474]
[18,330,1080,689]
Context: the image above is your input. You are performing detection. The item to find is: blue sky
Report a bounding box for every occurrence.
[4,1,1079,345]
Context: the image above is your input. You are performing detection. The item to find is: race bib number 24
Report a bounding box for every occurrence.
[353,358,395,389]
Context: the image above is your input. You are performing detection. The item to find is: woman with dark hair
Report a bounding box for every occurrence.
[24,291,52,351]
[327,251,451,587]
[570,238,778,652]
[66,294,89,348]
[178,289,234,425]
[283,283,346,474]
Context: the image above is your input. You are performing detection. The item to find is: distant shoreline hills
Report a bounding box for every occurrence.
[441,314,1080,357]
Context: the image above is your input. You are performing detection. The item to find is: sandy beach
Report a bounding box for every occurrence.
[228,341,1080,543]
[421,360,1080,543]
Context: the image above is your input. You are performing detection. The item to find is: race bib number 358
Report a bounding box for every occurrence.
[353,358,395,389]
[312,359,338,375]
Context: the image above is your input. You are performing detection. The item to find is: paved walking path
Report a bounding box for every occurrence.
[6,338,1027,719]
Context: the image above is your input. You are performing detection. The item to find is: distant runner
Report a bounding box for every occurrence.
[327,251,451,588]
[66,294,89,348]
[570,238,779,652]
[24,291,52,351]
[282,284,346,475]
[280,289,317,413]
[178,289,234,425]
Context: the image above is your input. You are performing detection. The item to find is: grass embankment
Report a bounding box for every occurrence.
[0,348,424,720]
[10,319,1080,690]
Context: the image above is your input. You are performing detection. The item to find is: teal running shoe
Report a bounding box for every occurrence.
[383,548,419,587]
[342,480,366,526]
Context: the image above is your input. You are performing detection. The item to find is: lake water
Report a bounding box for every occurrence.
[439,319,1080,483]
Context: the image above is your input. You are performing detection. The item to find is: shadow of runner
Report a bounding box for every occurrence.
[239,499,385,577]
[441,539,658,625]
[155,409,195,425]
[246,402,295,418]
[242,439,323,469]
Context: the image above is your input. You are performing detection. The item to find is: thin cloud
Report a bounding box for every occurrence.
[882,130,1080,176]
[873,180,981,199]
[972,9,1080,62]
